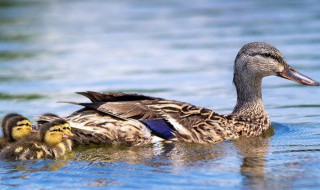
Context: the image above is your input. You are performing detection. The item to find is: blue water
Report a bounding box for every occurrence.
[0,0,320,189]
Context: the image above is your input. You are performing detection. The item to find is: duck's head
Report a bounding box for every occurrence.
[6,116,32,141]
[40,119,74,146]
[234,42,319,86]
[1,113,22,138]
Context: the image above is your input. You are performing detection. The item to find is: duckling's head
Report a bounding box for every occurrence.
[40,119,74,146]
[6,116,32,141]
[1,113,22,138]
[36,113,59,128]
[61,121,75,138]
[234,42,319,86]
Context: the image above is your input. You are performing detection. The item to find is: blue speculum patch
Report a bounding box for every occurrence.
[141,119,175,139]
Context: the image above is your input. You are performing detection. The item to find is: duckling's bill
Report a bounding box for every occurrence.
[62,134,71,139]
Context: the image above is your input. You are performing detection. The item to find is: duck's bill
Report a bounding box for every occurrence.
[278,65,319,86]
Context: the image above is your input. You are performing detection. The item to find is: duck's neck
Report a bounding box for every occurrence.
[232,74,267,118]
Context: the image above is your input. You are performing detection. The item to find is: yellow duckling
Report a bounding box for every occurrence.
[59,120,74,151]
[35,114,74,150]
[0,119,74,161]
[1,113,22,138]
[0,114,32,150]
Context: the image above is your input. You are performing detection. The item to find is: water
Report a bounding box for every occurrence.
[0,0,320,189]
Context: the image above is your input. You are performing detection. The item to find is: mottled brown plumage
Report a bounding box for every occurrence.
[45,42,318,146]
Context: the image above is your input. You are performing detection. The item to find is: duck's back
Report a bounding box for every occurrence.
[59,91,249,145]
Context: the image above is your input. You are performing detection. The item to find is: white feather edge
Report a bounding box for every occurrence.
[69,119,162,141]
[163,113,192,136]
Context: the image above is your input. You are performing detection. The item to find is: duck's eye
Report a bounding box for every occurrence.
[263,53,272,58]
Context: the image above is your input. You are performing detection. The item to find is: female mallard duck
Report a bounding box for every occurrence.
[44,42,319,146]
[0,119,74,160]
[0,115,33,149]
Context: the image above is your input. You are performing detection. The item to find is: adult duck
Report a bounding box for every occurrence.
[47,42,319,146]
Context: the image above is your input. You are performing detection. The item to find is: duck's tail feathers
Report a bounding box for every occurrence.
[76,91,161,103]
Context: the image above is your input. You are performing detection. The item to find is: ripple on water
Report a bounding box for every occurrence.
[271,122,320,153]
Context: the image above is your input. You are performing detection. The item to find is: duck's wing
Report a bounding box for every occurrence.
[64,91,165,120]
[76,91,162,102]
[65,92,237,143]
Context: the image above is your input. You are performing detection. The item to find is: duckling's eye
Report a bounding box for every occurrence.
[51,129,63,132]
[17,120,31,127]
[63,127,71,130]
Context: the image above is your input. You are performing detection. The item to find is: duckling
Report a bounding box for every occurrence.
[1,113,22,138]
[0,119,74,161]
[59,120,74,151]
[0,115,32,150]
[36,113,59,130]
[36,114,74,150]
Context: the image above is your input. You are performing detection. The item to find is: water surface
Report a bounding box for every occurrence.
[0,0,320,189]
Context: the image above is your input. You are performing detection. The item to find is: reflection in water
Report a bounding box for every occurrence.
[72,127,275,187]
[234,127,274,189]
[73,142,231,167]
[2,125,320,189]
[1,153,73,174]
